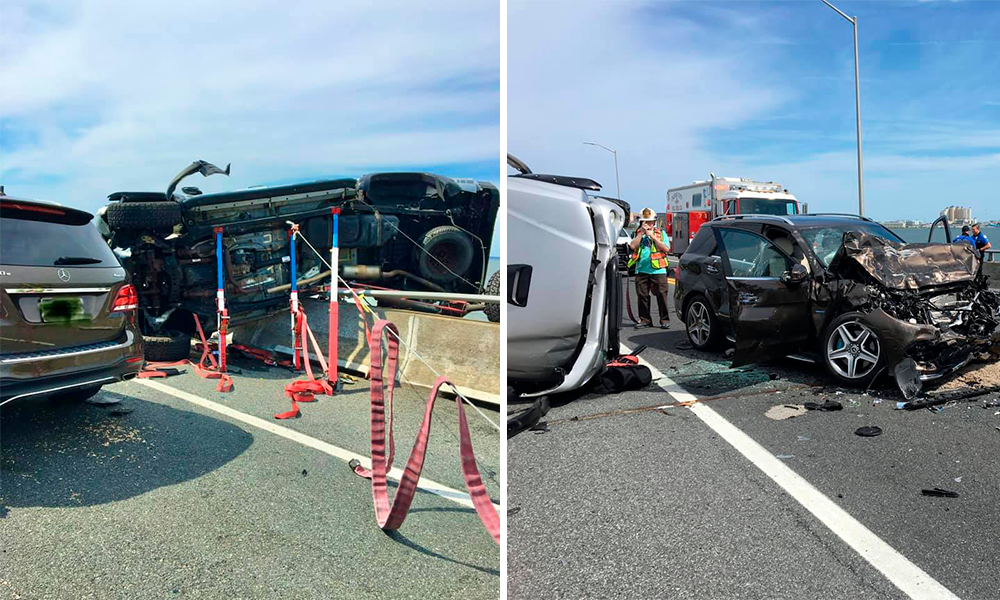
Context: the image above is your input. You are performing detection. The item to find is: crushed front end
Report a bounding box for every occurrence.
[830,232,1000,397]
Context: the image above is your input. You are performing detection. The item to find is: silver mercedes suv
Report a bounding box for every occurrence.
[507,154,627,395]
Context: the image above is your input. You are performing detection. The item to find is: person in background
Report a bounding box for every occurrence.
[953,226,976,247]
[971,223,992,252]
[627,207,671,329]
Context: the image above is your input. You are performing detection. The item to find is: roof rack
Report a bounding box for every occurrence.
[808,213,873,222]
[712,214,795,226]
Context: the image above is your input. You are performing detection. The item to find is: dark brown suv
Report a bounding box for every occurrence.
[0,196,144,406]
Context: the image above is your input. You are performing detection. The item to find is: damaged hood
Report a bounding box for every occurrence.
[830,231,980,291]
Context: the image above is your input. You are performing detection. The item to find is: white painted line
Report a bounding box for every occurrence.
[624,345,960,600]
[133,378,500,514]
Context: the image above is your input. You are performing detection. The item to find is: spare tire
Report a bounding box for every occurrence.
[484,270,500,323]
[105,201,182,232]
[143,330,192,362]
[416,225,475,284]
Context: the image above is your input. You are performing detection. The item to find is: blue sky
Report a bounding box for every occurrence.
[0,0,502,253]
[509,0,999,223]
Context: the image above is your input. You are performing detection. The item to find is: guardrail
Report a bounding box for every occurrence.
[983,250,998,262]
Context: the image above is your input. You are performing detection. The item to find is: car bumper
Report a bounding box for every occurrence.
[0,328,143,403]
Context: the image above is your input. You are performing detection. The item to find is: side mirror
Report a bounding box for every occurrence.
[781,263,808,285]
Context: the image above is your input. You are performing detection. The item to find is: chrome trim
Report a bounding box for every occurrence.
[0,376,118,406]
[0,330,135,364]
[4,287,112,294]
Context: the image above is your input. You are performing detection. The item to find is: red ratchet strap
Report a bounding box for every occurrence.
[351,319,501,544]
[275,311,333,419]
[191,313,233,392]
[138,359,189,379]
[607,355,640,368]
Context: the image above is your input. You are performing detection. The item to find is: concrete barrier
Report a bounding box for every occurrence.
[983,261,1000,285]
[231,298,502,406]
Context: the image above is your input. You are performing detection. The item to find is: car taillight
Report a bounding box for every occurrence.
[110,284,138,312]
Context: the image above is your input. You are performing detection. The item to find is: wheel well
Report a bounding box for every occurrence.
[162,309,198,336]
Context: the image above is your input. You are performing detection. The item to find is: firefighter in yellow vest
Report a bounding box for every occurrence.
[628,207,671,328]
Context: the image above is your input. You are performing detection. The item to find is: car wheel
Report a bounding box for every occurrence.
[821,311,885,388]
[484,271,500,323]
[685,294,721,350]
[105,200,182,232]
[143,330,192,362]
[416,225,475,284]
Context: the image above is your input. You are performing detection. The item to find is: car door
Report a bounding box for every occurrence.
[716,227,811,367]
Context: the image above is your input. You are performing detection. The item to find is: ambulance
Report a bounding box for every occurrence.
[666,173,803,254]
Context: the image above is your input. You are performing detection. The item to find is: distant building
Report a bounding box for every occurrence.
[941,206,973,225]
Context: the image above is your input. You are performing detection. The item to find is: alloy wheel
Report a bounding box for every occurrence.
[826,320,881,379]
[687,301,712,347]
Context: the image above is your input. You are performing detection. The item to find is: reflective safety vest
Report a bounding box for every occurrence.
[627,229,668,270]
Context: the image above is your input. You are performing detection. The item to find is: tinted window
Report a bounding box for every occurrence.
[687,226,717,256]
[719,229,790,278]
[1,218,120,267]
[692,193,702,207]
[739,199,797,215]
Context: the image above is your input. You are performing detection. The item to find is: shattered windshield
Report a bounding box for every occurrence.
[801,223,903,267]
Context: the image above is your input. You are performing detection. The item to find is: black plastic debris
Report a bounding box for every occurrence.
[507,395,551,439]
[921,487,959,498]
[301,469,308,477]
[855,426,883,437]
[530,421,550,434]
[804,400,843,412]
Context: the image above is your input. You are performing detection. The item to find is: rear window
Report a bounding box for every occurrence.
[686,226,718,256]
[1,216,120,268]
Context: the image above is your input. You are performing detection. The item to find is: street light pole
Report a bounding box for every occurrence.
[822,0,865,216]
[583,141,621,200]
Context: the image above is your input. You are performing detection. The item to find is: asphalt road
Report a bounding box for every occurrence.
[1,357,501,599]
[508,277,1000,600]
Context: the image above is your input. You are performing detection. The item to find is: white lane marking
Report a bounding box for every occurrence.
[133,378,500,514]
[624,345,960,600]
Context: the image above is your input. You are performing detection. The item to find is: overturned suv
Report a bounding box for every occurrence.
[98,161,500,361]
[674,214,1000,398]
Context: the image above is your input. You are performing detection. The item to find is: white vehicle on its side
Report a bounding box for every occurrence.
[666,174,804,254]
[507,154,628,396]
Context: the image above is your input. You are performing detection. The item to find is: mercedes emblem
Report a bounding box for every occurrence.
[57,269,71,282]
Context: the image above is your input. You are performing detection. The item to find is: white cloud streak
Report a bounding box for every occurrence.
[0,0,501,211]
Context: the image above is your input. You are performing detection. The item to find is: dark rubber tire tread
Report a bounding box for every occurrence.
[484,271,500,322]
[143,330,192,362]
[105,201,182,231]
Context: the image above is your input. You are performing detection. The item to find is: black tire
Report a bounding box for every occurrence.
[684,294,722,351]
[416,225,475,283]
[484,271,501,323]
[51,385,103,402]
[820,311,885,388]
[105,201,182,232]
[143,330,192,362]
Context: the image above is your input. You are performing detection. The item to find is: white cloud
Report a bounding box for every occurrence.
[508,1,795,207]
[0,0,501,211]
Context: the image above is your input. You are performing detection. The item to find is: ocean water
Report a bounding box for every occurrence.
[889,226,1000,246]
